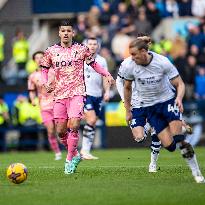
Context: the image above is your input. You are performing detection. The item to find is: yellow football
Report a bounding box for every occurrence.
[7,163,28,184]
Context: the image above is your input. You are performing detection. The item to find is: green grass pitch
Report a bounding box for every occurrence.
[0,148,205,205]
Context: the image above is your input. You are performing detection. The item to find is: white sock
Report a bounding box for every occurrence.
[185,154,202,177]
[81,136,92,153]
[150,152,159,164]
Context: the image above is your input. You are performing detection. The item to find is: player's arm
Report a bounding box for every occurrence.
[45,68,55,93]
[28,75,37,106]
[170,75,185,113]
[88,60,114,85]
[29,90,37,106]
[40,48,52,84]
[102,59,111,102]
[40,48,53,92]
[103,76,110,102]
[124,80,132,124]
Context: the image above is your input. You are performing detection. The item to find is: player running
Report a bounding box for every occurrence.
[41,20,114,174]
[116,35,192,173]
[80,37,111,160]
[28,51,62,160]
[116,65,161,173]
[122,36,205,183]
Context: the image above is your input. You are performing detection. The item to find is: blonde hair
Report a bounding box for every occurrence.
[129,36,151,50]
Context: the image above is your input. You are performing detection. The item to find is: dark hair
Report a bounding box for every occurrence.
[59,19,73,28]
[85,37,101,49]
[129,36,151,51]
[87,37,98,41]
[32,51,44,60]
[137,33,148,37]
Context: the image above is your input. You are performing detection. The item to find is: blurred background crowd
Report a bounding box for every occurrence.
[0,0,205,151]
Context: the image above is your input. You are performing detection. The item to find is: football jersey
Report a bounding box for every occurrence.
[84,54,108,97]
[121,52,179,108]
[40,42,93,100]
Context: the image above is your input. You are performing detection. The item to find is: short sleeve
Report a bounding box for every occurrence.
[40,48,52,69]
[163,58,179,80]
[118,64,125,79]
[120,62,134,81]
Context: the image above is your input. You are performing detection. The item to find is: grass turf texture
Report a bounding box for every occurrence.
[0,148,205,205]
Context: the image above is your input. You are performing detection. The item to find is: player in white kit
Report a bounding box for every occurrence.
[80,37,110,160]
[116,60,161,173]
[116,35,192,172]
[122,36,205,183]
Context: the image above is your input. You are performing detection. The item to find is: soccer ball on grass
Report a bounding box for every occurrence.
[6,163,28,184]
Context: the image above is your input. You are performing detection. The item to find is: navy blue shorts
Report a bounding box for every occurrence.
[84,95,103,118]
[131,98,182,134]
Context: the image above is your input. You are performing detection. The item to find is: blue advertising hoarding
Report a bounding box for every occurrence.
[32,0,94,14]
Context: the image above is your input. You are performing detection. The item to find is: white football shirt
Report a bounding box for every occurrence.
[84,54,108,97]
[121,52,179,108]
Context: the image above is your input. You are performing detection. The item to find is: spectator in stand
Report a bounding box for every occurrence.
[188,44,205,66]
[162,0,179,17]
[116,2,129,27]
[184,55,197,100]
[127,0,139,20]
[173,43,188,85]
[111,27,131,62]
[108,0,121,13]
[87,5,100,28]
[145,0,161,28]
[187,24,205,52]
[87,6,102,39]
[74,14,88,43]
[107,14,120,42]
[12,30,29,74]
[192,0,205,17]
[170,35,187,59]
[189,44,199,58]
[12,95,41,151]
[99,2,113,26]
[134,7,152,35]
[177,0,192,16]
